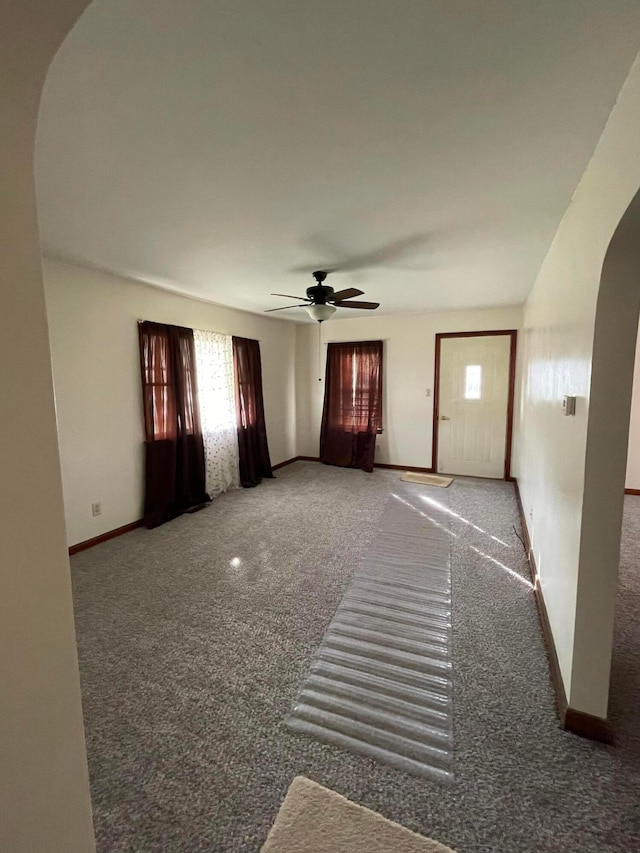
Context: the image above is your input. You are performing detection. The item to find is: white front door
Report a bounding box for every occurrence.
[436,334,512,478]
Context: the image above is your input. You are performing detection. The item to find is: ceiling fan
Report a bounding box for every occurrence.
[265,270,380,322]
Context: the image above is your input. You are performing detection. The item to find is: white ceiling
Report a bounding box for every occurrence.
[36,1,640,321]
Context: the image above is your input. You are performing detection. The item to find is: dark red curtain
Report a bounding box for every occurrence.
[320,340,383,473]
[232,336,273,487]
[138,321,209,528]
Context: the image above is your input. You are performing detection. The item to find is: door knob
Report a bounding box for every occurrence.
[440,415,451,421]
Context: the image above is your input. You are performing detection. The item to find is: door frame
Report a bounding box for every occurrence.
[432,329,518,480]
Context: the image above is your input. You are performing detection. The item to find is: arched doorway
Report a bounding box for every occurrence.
[571,189,640,726]
[1,3,95,851]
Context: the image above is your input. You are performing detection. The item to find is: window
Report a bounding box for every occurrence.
[320,340,383,472]
[320,341,382,471]
[326,341,383,432]
[177,334,196,435]
[193,331,236,435]
[137,321,207,529]
[138,322,197,441]
[147,351,171,439]
[464,364,482,400]
[193,330,241,496]
[139,323,175,441]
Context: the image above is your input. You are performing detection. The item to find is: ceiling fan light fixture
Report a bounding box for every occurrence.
[305,303,336,323]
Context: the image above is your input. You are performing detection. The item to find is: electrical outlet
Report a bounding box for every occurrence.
[91,502,102,517]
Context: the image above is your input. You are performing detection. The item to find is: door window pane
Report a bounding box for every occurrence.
[465,364,482,400]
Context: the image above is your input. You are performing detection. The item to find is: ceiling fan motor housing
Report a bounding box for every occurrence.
[306,284,334,303]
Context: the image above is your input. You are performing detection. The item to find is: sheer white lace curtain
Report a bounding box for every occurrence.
[193,330,240,497]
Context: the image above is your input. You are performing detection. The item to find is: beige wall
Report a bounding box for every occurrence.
[295,306,522,466]
[513,53,640,719]
[0,3,95,852]
[45,260,297,547]
[626,321,640,489]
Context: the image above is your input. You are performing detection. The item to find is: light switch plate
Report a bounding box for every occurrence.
[562,395,576,416]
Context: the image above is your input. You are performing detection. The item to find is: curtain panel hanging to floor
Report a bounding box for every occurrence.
[193,330,240,497]
[320,340,383,473]
[138,321,209,528]
[232,336,273,487]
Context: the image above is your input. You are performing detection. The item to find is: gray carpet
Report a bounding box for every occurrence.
[71,463,640,852]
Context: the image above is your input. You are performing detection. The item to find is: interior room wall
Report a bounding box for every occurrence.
[295,305,522,466]
[45,259,296,547]
[513,53,640,719]
[1,3,96,852]
[625,320,640,490]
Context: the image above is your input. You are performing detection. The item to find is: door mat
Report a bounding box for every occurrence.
[401,472,453,487]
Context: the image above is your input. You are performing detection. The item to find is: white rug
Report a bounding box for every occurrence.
[262,776,456,852]
[401,472,453,487]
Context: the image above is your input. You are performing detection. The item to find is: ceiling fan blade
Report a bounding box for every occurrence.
[329,288,364,301]
[264,304,308,312]
[334,300,380,310]
[271,292,310,300]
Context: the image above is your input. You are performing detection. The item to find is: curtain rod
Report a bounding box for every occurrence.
[136,320,260,341]
[322,338,388,344]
